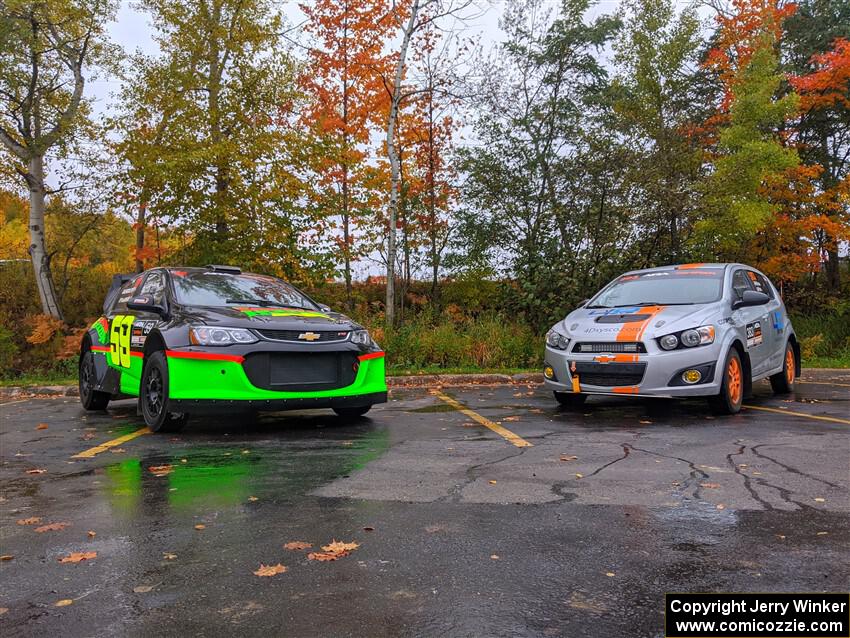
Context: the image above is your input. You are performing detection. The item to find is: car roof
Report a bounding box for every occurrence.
[621,263,752,277]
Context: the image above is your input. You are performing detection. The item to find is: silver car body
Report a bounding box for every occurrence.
[543,264,799,398]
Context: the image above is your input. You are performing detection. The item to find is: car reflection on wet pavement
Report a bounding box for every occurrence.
[1,369,848,637]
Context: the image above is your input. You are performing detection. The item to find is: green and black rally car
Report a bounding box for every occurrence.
[79,265,387,432]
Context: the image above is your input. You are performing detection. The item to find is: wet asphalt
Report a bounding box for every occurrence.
[0,370,848,638]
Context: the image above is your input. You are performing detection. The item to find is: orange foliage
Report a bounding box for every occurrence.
[26,315,65,345]
[790,38,850,111]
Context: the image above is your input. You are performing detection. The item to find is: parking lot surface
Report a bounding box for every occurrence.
[1,370,848,637]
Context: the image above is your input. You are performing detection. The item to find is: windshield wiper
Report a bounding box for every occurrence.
[226,299,310,310]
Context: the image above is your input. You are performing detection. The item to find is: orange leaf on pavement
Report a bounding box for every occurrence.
[59,551,97,563]
[148,465,173,476]
[35,522,69,533]
[36,423,48,430]
[25,469,46,475]
[284,541,312,551]
[16,517,41,526]
[254,563,287,576]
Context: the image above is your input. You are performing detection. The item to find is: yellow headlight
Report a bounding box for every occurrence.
[544,365,555,380]
[682,369,702,384]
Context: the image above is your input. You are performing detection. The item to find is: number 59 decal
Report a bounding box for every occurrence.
[109,315,136,368]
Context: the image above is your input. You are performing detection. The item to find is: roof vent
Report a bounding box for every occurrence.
[206,264,242,274]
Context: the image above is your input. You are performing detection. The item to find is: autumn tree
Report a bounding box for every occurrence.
[698,0,800,256]
[300,0,396,310]
[0,0,117,319]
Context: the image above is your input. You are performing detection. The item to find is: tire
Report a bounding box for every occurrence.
[79,350,110,411]
[769,341,796,394]
[554,392,587,408]
[140,351,187,433]
[708,349,744,415]
[333,405,372,419]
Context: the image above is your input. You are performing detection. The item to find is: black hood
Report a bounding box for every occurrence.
[174,305,362,332]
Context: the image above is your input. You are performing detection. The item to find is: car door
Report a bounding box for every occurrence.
[730,268,770,377]
[106,274,144,393]
[746,270,784,372]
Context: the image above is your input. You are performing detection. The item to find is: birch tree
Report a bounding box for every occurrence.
[0,0,116,319]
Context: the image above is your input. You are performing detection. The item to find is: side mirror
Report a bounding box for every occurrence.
[128,296,168,317]
[318,304,331,313]
[732,290,769,310]
[579,298,590,307]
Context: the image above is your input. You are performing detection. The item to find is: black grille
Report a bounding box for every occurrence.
[594,314,651,323]
[243,352,358,391]
[257,329,349,343]
[572,361,646,387]
[572,342,646,354]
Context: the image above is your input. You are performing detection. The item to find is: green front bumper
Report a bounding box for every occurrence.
[166,352,387,401]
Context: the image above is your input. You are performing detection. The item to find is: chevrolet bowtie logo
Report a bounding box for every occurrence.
[298,332,321,341]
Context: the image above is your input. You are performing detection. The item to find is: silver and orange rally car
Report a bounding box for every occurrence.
[543,264,800,414]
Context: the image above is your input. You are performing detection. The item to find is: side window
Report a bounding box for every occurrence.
[731,270,753,303]
[110,276,143,314]
[139,271,166,305]
[746,271,774,299]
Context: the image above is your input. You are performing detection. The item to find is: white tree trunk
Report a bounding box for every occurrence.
[385,0,420,328]
[26,155,63,319]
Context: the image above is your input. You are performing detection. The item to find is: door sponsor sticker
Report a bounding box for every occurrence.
[746,321,763,347]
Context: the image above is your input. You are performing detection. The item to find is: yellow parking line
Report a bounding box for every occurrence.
[743,404,850,425]
[72,427,152,458]
[797,380,850,388]
[435,393,532,448]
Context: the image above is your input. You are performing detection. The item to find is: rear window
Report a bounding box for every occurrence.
[589,270,724,307]
[171,272,316,310]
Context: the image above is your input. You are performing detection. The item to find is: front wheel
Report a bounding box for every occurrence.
[554,392,587,408]
[79,350,110,411]
[708,349,744,415]
[333,406,371,419]
[769,342,796,394]
[140,351,187,433]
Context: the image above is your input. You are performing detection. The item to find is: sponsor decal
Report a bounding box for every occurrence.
[90,317,109,345]
[772,311,783,332]
[234,306,329,319]
[746,321,763,347]
[298,332,321,341]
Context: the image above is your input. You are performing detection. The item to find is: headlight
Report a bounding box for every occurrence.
[660,334,679,350]
[190,326,258,346]
[350,330,371,345]
[546,329,570,350]
[658,325,715,350]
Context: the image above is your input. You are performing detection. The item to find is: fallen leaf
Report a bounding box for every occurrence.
[283,541,312,551]
[814,497,825,503]
[87,530,96,538]
[35,522,69,533]
[36,423,48,430]
[575,473,584,479]
[716,504,726,510]
[700,483,721,489]
[148,465,173,477]
[639,420,652,425]
[133,585,154,593]
[490,554,500,560]
[488,480,497,485]
[776,535,786,540]
[559,455,577,462]
[322,540,359,554]
[163,553,177,560]
[16,517,41,526]
[59,551,97,563]
[110,448,126,454]
[605,572,616,577]
[254,563,287,577]
[0,555,13,561]
[816,531,828,536]
[194,524,205,530]
[738,464,748,468]
[54,599,73,607]
[25,468,46,475]
[180,459,187,463]
[248,496,259,502]
[307,551,340,562]
[0,608,8,615]
[503,416,520,422]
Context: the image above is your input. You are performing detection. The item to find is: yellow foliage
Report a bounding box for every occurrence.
[26,315,65,345]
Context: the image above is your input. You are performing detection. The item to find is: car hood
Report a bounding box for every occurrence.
[557,303,722,342]
[177,305,362,332]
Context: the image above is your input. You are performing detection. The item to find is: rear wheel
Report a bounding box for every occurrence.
[79,350,110,411]
[140,352,187,433]
[708,349,744,415]
[333,406,371,419]
[769,342,796,394]
[554,392,587,408]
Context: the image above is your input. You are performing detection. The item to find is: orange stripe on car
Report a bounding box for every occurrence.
[612,386,640,394]
[358,351,385,361]
[615,306,665,342]
[677,263,705,269]
[594,354,640,363]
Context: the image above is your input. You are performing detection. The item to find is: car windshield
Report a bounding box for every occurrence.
[589,270,724,307]
[171,272,317,310]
